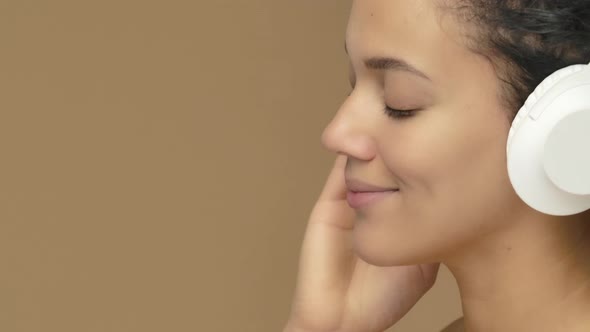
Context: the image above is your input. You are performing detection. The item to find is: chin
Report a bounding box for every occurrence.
[352,229,440,266]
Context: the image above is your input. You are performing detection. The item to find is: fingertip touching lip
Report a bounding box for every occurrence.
[345,177,399,193]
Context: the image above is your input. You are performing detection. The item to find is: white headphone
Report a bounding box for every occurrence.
[507,62,590,216]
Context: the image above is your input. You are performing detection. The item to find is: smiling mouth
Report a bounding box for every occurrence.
[346,189,399,209]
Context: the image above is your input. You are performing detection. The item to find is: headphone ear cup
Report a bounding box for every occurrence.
[507,64,590,216]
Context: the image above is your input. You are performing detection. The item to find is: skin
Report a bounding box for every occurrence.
[285,0,590,331]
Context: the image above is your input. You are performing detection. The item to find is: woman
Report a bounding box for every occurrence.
[284,1,590,331]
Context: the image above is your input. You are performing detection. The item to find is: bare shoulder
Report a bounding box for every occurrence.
[440,317,464,332]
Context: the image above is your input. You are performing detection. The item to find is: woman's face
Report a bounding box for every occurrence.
[321,0,527,266]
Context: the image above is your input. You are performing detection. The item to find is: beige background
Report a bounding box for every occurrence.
[0,1,462,331]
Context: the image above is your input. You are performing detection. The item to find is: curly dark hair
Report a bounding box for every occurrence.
[439,1,590,120]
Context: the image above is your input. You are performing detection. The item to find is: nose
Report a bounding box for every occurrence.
[320,95,376,161]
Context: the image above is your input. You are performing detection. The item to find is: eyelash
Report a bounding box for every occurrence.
[347,89,418,120]
[383,106,417,119]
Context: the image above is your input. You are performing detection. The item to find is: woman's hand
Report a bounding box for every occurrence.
[284,155,441,332]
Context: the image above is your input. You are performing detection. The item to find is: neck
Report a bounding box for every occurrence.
[443,210,590,332]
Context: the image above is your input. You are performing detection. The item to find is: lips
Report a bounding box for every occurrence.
[344,177,399,209]
[345,178,397,193]
[346,189,399,209]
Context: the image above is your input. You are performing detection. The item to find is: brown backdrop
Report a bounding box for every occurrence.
[0,1,462,331]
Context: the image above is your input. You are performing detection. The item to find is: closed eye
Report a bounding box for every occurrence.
[383,106,418,119]
[347,88,418,120]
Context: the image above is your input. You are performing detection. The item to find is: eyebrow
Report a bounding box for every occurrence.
[345,43,431,81]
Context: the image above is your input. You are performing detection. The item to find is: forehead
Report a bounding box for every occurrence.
[346,0,480,85]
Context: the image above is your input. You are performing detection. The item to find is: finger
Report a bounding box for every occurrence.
[289,156,356,326]
[317,154,348,202]
[310,155,355,229]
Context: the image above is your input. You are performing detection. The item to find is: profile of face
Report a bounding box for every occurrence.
[321,0,530,266]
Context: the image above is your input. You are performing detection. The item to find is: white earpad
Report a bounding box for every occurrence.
[507,64,590,216]
[544,109,590,195]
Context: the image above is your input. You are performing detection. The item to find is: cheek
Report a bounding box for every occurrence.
[354,83,520,264]
[378,108,516,225]
[378,115,462,194]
